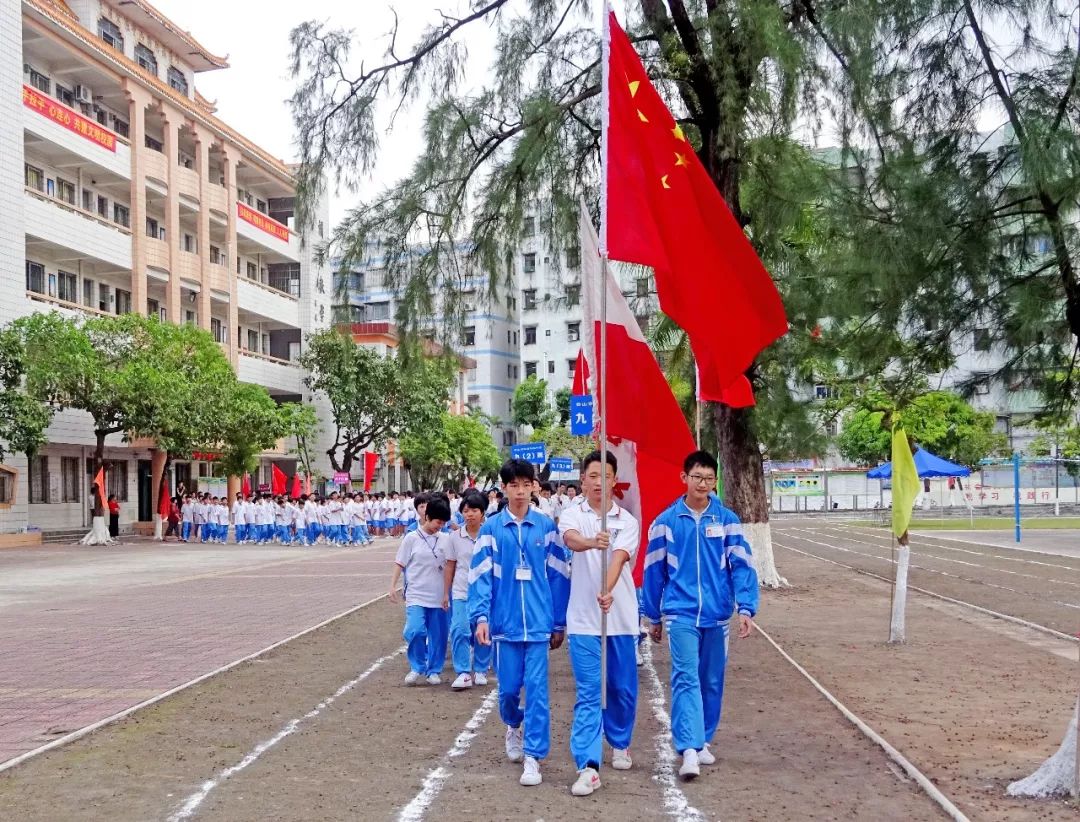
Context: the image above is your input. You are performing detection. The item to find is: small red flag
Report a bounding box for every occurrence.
[271,464,287,496]
[158,475,172,518]
[363,452,378,492]
[92,467,107,510]
[290,473,302,499]
[605,12,787,406]
[241,473,251,497]
[571,348,591,395]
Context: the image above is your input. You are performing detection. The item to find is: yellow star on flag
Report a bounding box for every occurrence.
[628,80,640,98]
[672,124,686,141]
[675,152,688,167]
[661,175,670,189]
[637,109,648,123]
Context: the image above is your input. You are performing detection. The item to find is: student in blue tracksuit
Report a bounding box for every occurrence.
[443,490,492,690]
[642,450,759,781]
[560,449,641,797]
[470,458,570,788]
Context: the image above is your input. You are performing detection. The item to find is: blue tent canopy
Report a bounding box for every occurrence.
[866,448,971,480]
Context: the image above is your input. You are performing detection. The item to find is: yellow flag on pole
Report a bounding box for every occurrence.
[891,425,919,539]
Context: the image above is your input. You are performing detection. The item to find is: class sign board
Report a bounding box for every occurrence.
[771,473,825,497]
[569,395,594,436]
[549,457,574,473]
[510,442,547,465]
[23,85,117,152]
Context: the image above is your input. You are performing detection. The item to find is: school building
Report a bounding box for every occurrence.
[0,0,335,543]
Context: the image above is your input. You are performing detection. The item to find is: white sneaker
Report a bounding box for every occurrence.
[519,756,542,786]
[451,673,473,690]
[474,671,489,686]
[679,748,700,780]
[698,744,716,765]
[636,646,644,667]
[404,671,420,686]
[426,673,442,686]
[611,748,632,770]
[571,767,601,796]
[505,725,524,762]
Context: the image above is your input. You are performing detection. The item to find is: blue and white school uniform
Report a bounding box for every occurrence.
[642,497,759,755]
[180,501,194,542]
[468,507,570,760]
[559,502,641,771]
[396,529,450,676]
[255,500,274,544]
[194,501,208,542]
[447,526,492,675]
[216,503,230,542]
[232,500,246,543]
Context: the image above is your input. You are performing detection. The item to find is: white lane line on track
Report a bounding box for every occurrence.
[0,592,395,776]
[792,526,1080,589]
[780,530,1080,612]
[643,641,706,822]
[168,645,406,821]
[397,688,499,822]
[752,622,971,822]
[773,540,1078,645]
[805,524,1080,573]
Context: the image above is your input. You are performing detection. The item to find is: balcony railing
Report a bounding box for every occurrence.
[24,186,132,236]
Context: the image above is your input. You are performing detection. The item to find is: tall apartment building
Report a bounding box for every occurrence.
[1,0,332,541]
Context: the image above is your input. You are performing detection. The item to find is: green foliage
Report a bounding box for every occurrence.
[301,329,454,472]
[215,384,290,480]
[400,411,502,490]
[1030,417,1080,478]
[278,402,321,479]
[837,391,1008,468]
[0,322,52,461]
[554,387,571,425]
[512,375,556,429]
[528,425,594,462]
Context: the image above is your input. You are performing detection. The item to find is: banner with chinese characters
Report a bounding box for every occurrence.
[22,85,117,152]
[237,202,290,242]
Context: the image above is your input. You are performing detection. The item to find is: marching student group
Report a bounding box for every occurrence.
[388,449,759,797]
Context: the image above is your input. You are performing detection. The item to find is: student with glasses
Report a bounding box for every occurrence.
[641,450,759,781]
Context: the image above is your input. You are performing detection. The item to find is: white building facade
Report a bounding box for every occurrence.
[0,0,333,541]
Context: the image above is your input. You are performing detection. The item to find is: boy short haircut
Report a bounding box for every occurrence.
[539,481,553,493]
[499,458,535,484]
[581,449,618,475]
[414,491,431,509]
[426,497,452,522]
[683,449,719,475]
[460,491,487,512]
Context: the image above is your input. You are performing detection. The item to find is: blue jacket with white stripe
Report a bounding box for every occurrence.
[468,506,570,642]
[642,496,759,627]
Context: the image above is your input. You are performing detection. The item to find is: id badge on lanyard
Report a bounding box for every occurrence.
[514,521,532,582]
[705,523,724,539]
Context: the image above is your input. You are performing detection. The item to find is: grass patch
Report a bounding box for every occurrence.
[849,517,1080,531]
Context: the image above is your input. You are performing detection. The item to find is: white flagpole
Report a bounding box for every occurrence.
[598,0,612,711]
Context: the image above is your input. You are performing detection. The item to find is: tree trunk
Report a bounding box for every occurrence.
[889,537,910,643]
[713,403,786,588]
[1007,704,1079,799]
[81,430,115,546]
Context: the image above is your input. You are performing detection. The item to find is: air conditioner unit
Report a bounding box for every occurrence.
[74,85,92,104]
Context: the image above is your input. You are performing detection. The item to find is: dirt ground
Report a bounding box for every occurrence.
[0,525,1074,821]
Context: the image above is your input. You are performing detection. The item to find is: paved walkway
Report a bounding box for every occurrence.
[0,537,397,766]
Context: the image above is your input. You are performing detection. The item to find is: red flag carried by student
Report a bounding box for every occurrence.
[581,203,695,585]
[605,11,787,406]
[571,348,591,396]
[290,473,302,500]
[241,472,251,498]
[271,464,287,496]
[158,476,171,519]
[92,466,107,510]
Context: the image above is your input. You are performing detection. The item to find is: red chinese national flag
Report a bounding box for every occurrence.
[271,464,287,496]
[571,348,590,395]
[605,12,787,405]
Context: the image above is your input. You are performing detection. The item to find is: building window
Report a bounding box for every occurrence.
[507,295,517,310]
[115,289,131,315]
[462,326,476,347]
[107,461,128,501]
[507,363,514,379]
[566,246,580,268]
[636,276,649,297]
[523,253,536,273]
[57,270,77,303]
[24,164,44,191]
[113,203,130,228]
[503,430,517,446]
[97,195,109,219]
[29,455,49,503]
[145,135,163,152]
[146,217,159,239]
[83,278,95,308]
[0,467,13,505]
[61,457,80,502]
[167,67,189,95]
[25,261,45,294]
[82,188,94,211]
[211,318,227,344]
[467,394,480,409]
[135,44,158,76]
[524,326,537,345]
[523,289,537,310]
[27,66,50,94]
[98,17,124,50]
[183,234,197,253]
[547,360,555,375]
[55,84,74,107]
[567,322,580,342]
[974,328,991,352]
[525,361,537,378]
[523,216,535,237]
[246,261,258,279]
[975,378,991,396]
[814,384,837,401]
[565,285,580,307]
[57,177,76,204]
[369,301,390,320]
